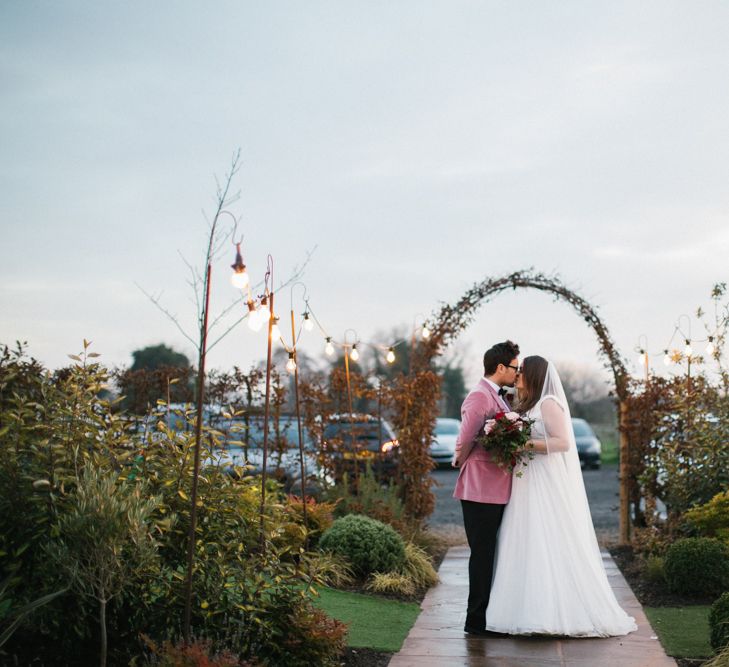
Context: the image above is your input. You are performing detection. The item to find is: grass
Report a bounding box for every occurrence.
[645,606,712,658]
[311,586,421,652]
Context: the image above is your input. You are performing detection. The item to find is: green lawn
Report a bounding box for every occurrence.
[311,586,421,652]
[645,606,712,659]
[592,423,618,465]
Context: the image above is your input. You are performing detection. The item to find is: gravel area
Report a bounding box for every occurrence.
[427,464,620,545]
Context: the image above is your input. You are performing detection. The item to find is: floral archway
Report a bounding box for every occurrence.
[413,269,633,542]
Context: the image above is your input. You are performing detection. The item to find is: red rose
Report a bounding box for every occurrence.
[494,411,506,420]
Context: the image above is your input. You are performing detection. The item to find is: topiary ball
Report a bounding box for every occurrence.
[664,537,729,597]
[710,592,729,651]
[319,514,406,576]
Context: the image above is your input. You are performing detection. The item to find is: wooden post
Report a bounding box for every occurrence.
[618,399,630,545]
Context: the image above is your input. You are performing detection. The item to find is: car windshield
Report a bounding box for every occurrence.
[213,418,315,450]
[435,421,460,435]
[572,420,594,437]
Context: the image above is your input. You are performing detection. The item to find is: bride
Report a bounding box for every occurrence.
[486,356,637,637]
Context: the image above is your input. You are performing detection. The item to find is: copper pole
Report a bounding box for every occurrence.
[618,398,630,545]
[290,309,308,547]
[259,291,275,553]
[183,261,212,641]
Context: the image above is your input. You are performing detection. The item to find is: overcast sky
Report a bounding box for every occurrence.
[2,1,728,387]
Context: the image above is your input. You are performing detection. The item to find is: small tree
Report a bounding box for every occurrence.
[50,468,159,667]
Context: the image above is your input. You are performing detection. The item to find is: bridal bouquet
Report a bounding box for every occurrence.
[476,411,535,477]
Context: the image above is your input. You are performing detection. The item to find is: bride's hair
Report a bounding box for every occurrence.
[517,355,549,414]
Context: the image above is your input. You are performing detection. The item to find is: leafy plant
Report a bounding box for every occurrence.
[366,572,416,597]
[664,538,729,597]
[685,490,729,542]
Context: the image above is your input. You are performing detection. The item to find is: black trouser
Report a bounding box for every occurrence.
[461,499,505,631]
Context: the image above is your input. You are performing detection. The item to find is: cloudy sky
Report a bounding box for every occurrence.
[2,1,728,387]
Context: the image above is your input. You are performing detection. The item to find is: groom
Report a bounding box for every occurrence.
[452,340,520,636]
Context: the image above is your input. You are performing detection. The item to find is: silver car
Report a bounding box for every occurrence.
[430,417,461,468]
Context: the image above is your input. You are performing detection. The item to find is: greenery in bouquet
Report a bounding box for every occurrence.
[476,411,534,477]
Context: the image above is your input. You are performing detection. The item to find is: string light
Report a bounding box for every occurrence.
[706,337,715,356]
[684,339,693,357]
[286,352,297,373]
[637,349,646,366]
[663,349,672,366]
[258,295,271,321]
[421,325,431,339]
[386,347,396,364]
[303,312,314,332]
[271,317,282,340]
[247,300,262,332]
[350,344,359,362]
[325,337,335,356]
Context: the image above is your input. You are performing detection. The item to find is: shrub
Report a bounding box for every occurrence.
[141,635,255,666]
[711,592,729,652]
[644,555,666,585]
[319,515,406,576]
[278,495,337,549]
[685,491,729,543]
[665,538,729,596]
[302,551,354,588]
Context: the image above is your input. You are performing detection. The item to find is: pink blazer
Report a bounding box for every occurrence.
[452,379,513,504]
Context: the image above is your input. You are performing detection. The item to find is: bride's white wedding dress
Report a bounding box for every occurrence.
[486,364,637,637]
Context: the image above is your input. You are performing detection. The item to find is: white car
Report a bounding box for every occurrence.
[430,417,461,467]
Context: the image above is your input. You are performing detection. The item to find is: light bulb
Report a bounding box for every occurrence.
[386,347,396,364]
[350,345,359,362]
[231,268,249,289]
[421,325,431,339]
[258,296,271,321]
[303,313,314,331]
[286,353,297,373]
[663,350,672,366]
[637,350,646,366]
[271,318,281,340]
[706,338,715,356]
[325,338,335,356]
[247,303,262,332]
[230,244,249,289]
[684,340,692,356]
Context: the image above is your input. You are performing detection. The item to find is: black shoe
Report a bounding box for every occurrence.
[464,625,489,636]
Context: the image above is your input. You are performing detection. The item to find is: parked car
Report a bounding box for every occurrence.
[204,415,324,494]
[430,417,461,467]
[571,418,602,469]
[319,414,399,480]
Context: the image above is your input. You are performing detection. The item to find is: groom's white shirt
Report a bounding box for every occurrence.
[483,377,510,412]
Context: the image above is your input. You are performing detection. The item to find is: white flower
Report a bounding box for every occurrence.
[483,419,496,434]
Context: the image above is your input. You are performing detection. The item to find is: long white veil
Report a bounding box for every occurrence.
[535,361,603,563]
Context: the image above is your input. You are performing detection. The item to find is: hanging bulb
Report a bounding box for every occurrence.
[230,244,249,289]
[386,347,396,364]
[684,339,692,357]
[258,296,271,321]
[350,344,360,362]
[663,349,672,366]
[303,312,314,332]
[247,300,262,332]
[325,337,335,356]
[286,352,297,374]
[706,337,715,356]
[271,317,281,340]
[637,349,646,367]
[421,325,431,339]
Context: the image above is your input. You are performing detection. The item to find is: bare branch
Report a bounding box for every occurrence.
[135,282,199,351]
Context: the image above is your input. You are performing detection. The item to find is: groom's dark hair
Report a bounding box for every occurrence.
[483,340,520,376]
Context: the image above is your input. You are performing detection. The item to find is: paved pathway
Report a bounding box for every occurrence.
[389,546,676,667]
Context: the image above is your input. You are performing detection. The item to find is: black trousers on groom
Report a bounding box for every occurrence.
[460,499,505,631]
